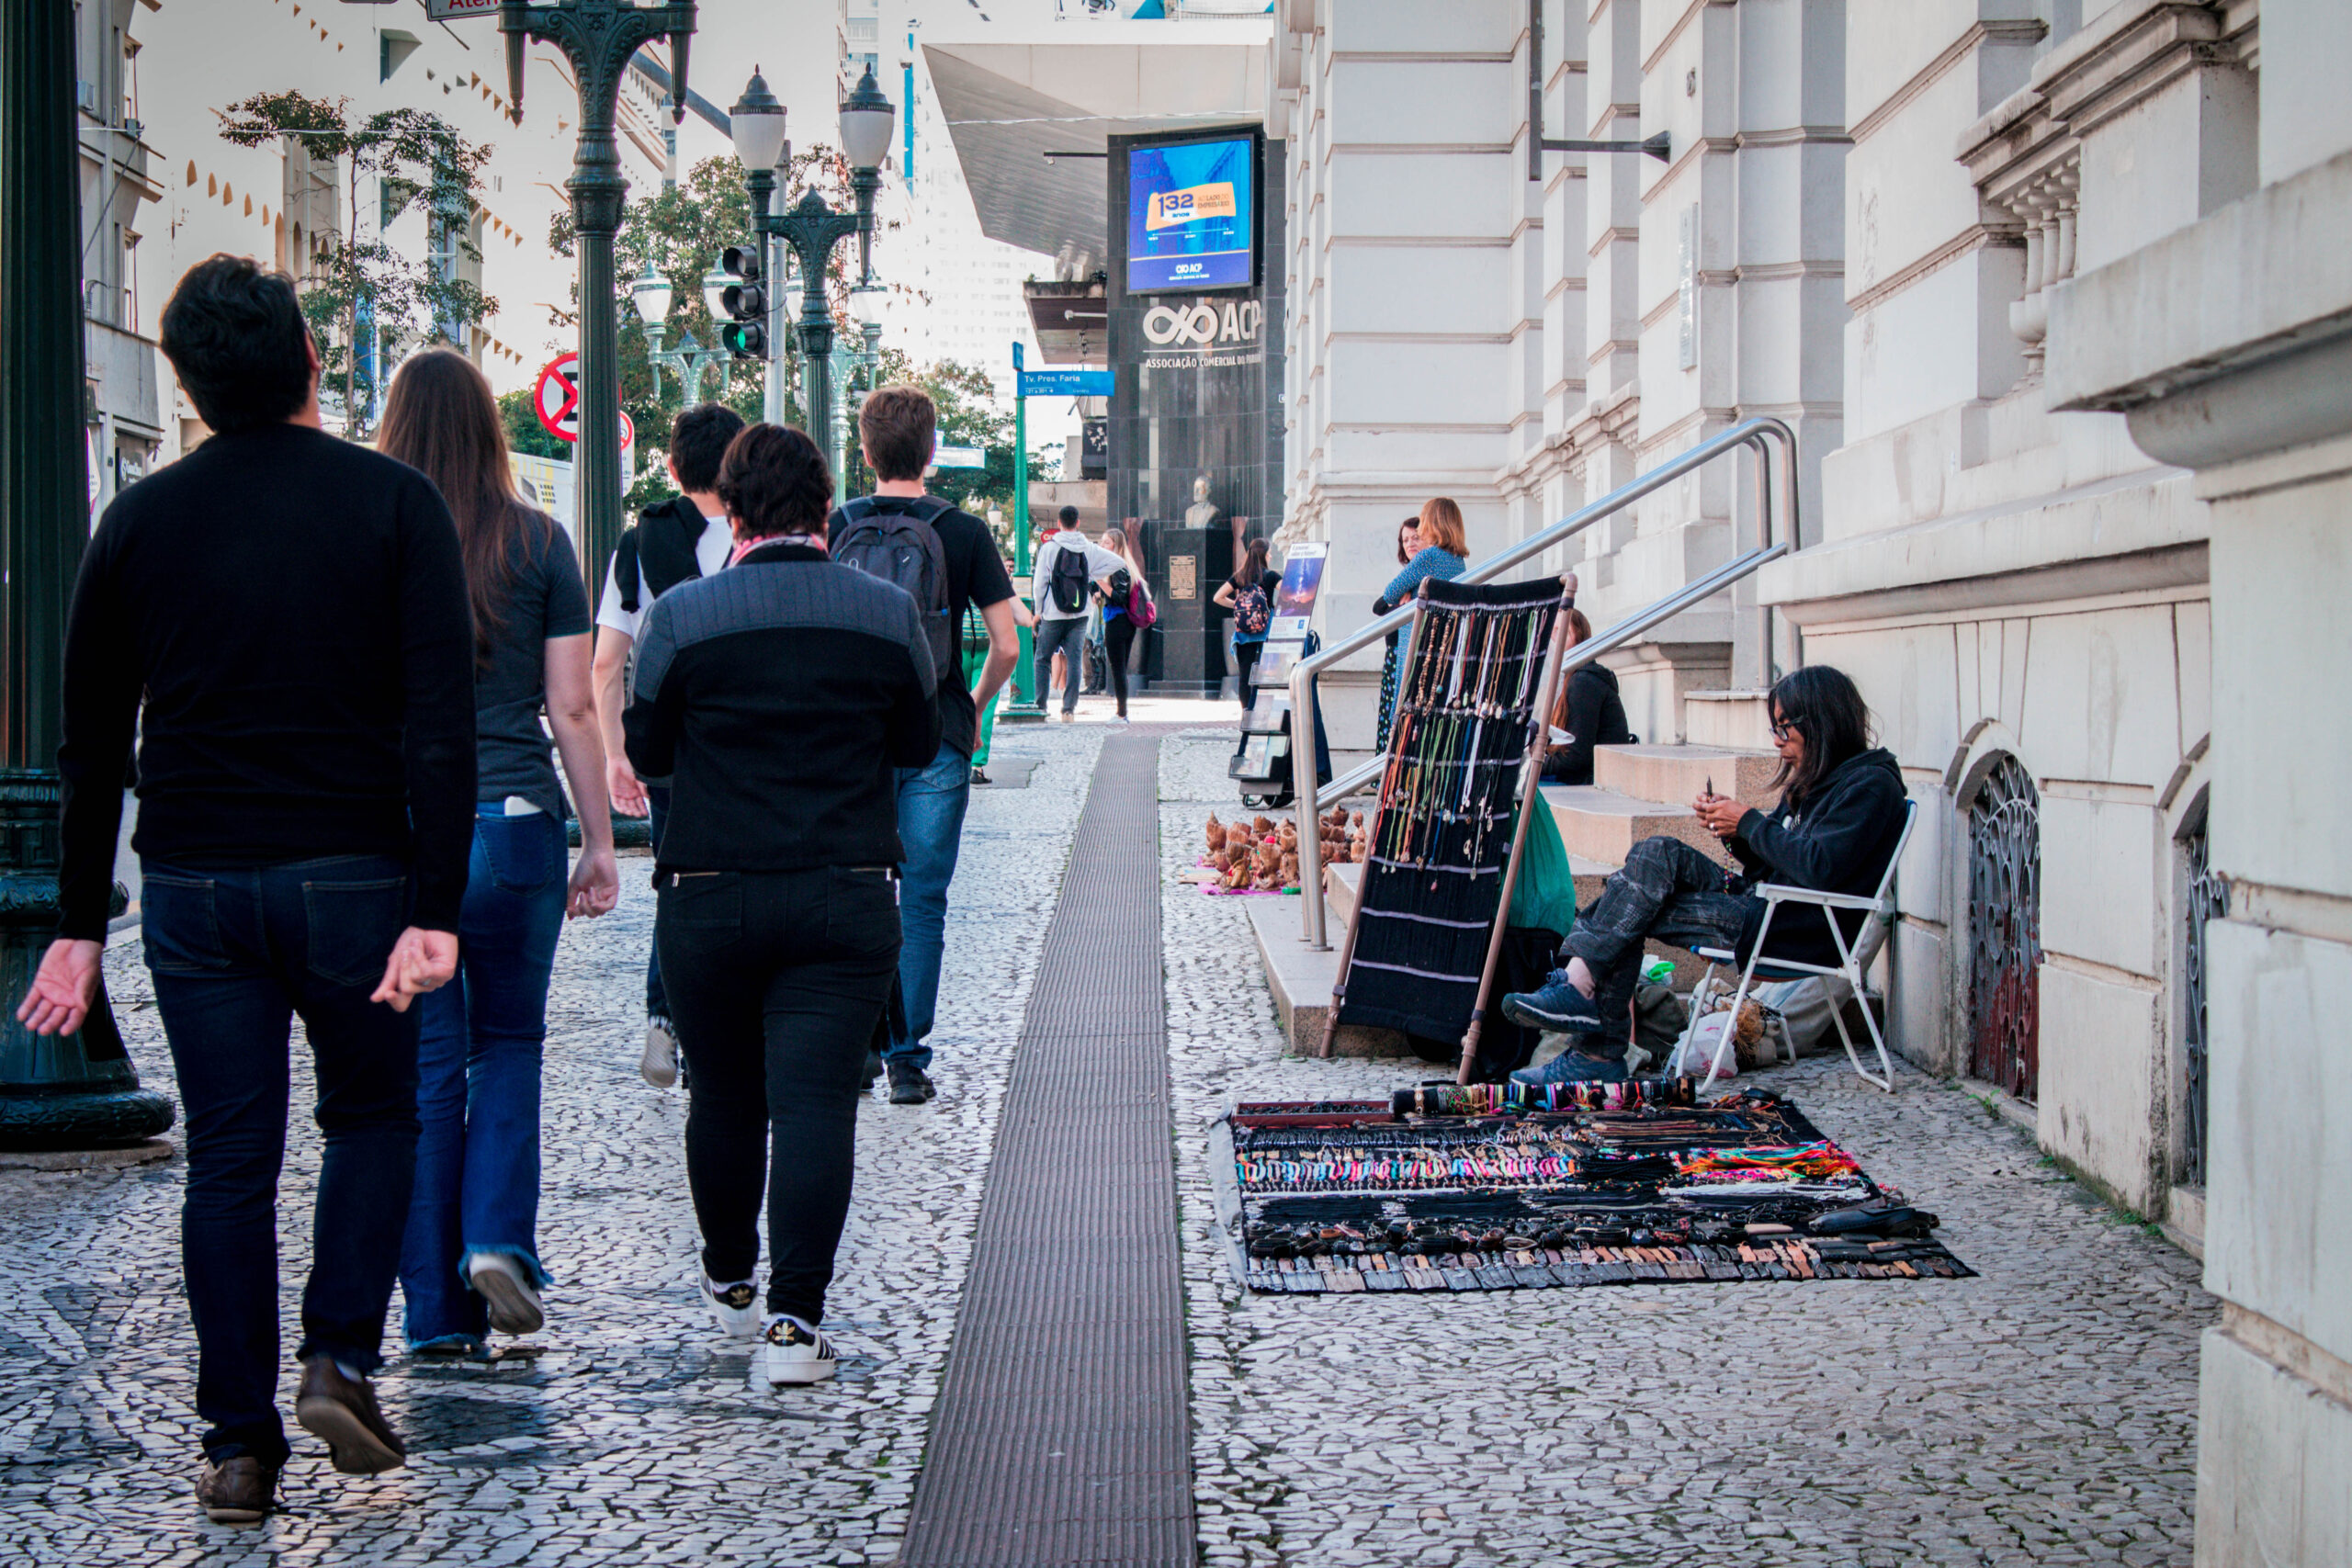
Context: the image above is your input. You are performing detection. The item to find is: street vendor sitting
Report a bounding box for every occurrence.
[1499,666,1907,1082]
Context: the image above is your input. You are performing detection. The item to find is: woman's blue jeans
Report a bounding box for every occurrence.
[398,808,567,1349]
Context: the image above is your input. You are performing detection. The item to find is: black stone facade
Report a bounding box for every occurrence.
[1107,132,1286,694]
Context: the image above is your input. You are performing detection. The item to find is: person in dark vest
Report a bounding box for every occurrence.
[590,403,743,1090]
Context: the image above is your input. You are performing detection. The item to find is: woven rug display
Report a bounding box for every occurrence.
[1207,1081,1973,1293]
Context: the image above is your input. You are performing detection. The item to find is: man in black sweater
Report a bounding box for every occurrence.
[16,257,476,1522]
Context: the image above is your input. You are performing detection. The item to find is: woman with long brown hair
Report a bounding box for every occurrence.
[1373,497,1470,749]
[1212,535,1280,710]
[376,348,619,1355]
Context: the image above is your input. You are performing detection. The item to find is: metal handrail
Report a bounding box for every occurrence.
[1287,415,1799,948]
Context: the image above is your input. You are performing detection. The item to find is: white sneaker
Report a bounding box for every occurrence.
[702,1275,762,1340]
[468,1253,544,1337]
[640,1016,678,1088]
[754,1314,838,1386]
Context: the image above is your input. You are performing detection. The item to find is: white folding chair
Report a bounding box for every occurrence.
[1677,797,1917,1094]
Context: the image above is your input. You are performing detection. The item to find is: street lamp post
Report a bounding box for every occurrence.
[730,64,895,455]
[500,0,696,595]
[628,258,732,406]
[0,0,172,1150]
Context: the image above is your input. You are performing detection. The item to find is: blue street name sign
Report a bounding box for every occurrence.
[1017,368,1115,398]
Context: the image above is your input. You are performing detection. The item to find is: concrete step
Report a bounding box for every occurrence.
[1593,742,1781,809]
[1683,689,1773,750]
[1542,784,1736,871]
[1243,894,1413,1058]
[1328,844,1710,991]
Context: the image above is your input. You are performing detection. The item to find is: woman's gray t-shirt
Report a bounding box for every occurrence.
[474,514,593,817]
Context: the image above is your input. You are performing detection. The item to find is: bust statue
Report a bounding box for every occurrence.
[1184,473,1222,532]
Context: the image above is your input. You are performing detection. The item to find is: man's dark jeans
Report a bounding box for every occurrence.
[643,784,670,1020]
[1033,615,1091,716]
[657,865,899,1323]
[1558,835,1759,1043]
[140,854,420,1465]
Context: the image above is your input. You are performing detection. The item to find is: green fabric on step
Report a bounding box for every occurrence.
[1506,795,1577,939]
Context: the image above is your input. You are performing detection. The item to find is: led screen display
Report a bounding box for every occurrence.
[1125,133,1256,293]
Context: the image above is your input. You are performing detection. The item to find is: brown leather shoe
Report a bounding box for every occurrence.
[294,1355,407,1475]
[195,1455,277,1525]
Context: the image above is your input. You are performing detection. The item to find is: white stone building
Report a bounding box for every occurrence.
[1271,1,2346,1551]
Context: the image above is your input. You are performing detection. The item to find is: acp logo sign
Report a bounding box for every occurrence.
[1141,297,1264,350]
[1145,181,1238,232]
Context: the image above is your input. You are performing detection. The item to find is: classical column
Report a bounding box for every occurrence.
[0,0,172,1151]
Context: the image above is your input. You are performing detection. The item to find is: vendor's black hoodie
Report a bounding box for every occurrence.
[1728,746,1908,967]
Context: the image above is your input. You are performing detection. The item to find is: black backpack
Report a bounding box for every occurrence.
[613,497,710,614]
[830,495,956,685]
[1046,538,1091,615]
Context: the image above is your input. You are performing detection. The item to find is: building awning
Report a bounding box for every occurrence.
[923,29,1269,265]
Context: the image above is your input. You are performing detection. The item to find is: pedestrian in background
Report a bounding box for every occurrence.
[1374,516,1421,749]
[1097,527,1155,723]
[964,576,1035,785]
[1031,504,1129,722]
[373,350,621,1359]
[591,403,744,1092]
[1374,498,1470,749]
[18,255,475,1521]
[830,386,1020,1106]
[1213,536,1280,712]
[626,423,940,1387]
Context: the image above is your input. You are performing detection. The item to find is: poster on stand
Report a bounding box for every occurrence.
[1270,542,1326,641]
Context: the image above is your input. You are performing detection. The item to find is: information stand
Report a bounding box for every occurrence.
[1228,544,1329,805]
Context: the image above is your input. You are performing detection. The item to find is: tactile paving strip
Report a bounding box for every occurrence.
[898,730,1192,1567]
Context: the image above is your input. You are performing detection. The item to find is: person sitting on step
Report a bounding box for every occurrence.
[1500,666,1907,1083]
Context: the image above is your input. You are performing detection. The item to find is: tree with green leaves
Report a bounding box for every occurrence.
[219,91,496,436]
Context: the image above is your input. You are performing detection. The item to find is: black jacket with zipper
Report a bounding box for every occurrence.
[624,542,939,872]
[1728,746,1907,968]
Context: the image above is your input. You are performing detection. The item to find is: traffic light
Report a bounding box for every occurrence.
[718,243,766,359]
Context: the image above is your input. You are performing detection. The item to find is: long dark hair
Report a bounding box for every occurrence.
[1768,665,1872,802]
[1231,536,1269,591]
[377,348,550,668]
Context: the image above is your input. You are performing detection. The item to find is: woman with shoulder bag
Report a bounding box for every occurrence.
[376,350,621,1356]
[625,423,940,1388]
[1098,528,1156,723]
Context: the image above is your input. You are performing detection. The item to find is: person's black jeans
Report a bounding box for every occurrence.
[1558,835,1760,1043]
[140,853,420,1465]
[657,865,900,1322]
[644,783,671,1020]
[1104,615,1139,716]
[1233,637,1263,712]
[1033,615,1090,716]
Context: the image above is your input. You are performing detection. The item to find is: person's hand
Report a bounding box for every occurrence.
[17,939,103,1036]
[370,928,459,1011]
[608,753,649,818]
[1692,793,1747,840]
[567,846,619,919]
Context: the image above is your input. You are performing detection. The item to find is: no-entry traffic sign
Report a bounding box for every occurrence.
[533,352,632,452]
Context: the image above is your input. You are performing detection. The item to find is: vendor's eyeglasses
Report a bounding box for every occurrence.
[1770,718,1798,741]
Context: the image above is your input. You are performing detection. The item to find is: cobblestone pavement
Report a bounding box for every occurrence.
[1159,731,2213,1568]
[6,721,2215,1566]
[1,722,1110,1567]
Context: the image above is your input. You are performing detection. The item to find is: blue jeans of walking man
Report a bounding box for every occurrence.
[399,809,568,1351]
[887,746,972,1073]
[141,854,420,1466]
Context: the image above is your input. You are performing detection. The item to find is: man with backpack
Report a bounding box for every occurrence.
[830,386,1020,1105]
[1032,505,1131,723]
[591,403,745,1090]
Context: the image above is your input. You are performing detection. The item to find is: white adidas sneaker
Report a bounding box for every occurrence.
[702,1275,762,1340]
[754,1314,838,1387]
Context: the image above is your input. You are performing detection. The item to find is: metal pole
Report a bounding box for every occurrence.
[500,0,696,593]
[763,232,787,425]
[0,0,171,1150]
[1012,357,1036,711]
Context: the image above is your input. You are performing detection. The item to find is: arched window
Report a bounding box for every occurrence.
[1967,754,2041,1100]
